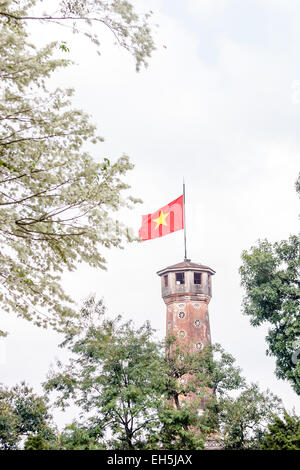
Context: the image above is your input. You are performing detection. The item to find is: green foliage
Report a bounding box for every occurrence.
[219,383,282,449]
[44,297,252,450]
[240,236,300,394]
[24,433,48,450]
[164,337,245,406]
[0,395,20,450]
[0,382,55,449]
[55,422,105,450]
[24,421,106,450]
[1,299,290,451]
[156,405,206,450]
[159,336,245,449]
[0,0,147,334]
[44,297,165,449]
[240,173,300,394]
[261,410,300,450]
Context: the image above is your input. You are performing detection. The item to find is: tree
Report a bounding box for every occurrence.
[44,298,165,450]
[219,383,282,449]
[0,394,20,449]
[57,422,105,450]
[24,422,106,450]
[44,297,251,450]
[0,0,156,334]
[156,337,245,450]
[0,0,155,72]
[1,297,287,451]
[260,410,300,450]
[1,298,283,450]
[0,382,55,449]
[240,176,300,394]
[24,433,49,450]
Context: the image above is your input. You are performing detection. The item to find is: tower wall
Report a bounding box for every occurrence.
[166,296,211,351]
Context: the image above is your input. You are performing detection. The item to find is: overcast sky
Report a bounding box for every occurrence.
[1,0,300,427]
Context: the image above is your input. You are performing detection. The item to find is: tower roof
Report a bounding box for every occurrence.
[157,259,216,276]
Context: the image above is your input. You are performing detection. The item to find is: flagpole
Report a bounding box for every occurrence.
[183,178,187,261]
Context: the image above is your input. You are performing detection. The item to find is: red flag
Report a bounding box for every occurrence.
[139,195,184,241]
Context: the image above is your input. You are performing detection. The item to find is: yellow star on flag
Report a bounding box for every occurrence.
[153,210,169,229]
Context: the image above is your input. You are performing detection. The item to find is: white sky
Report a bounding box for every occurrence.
[1,0,299,427]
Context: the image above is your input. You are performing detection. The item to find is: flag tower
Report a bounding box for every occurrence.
[139,185,219,447]
[157,260,220,449]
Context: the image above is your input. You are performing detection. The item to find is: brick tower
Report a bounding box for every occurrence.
[157,259,215,351]
[157,258,220,449]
